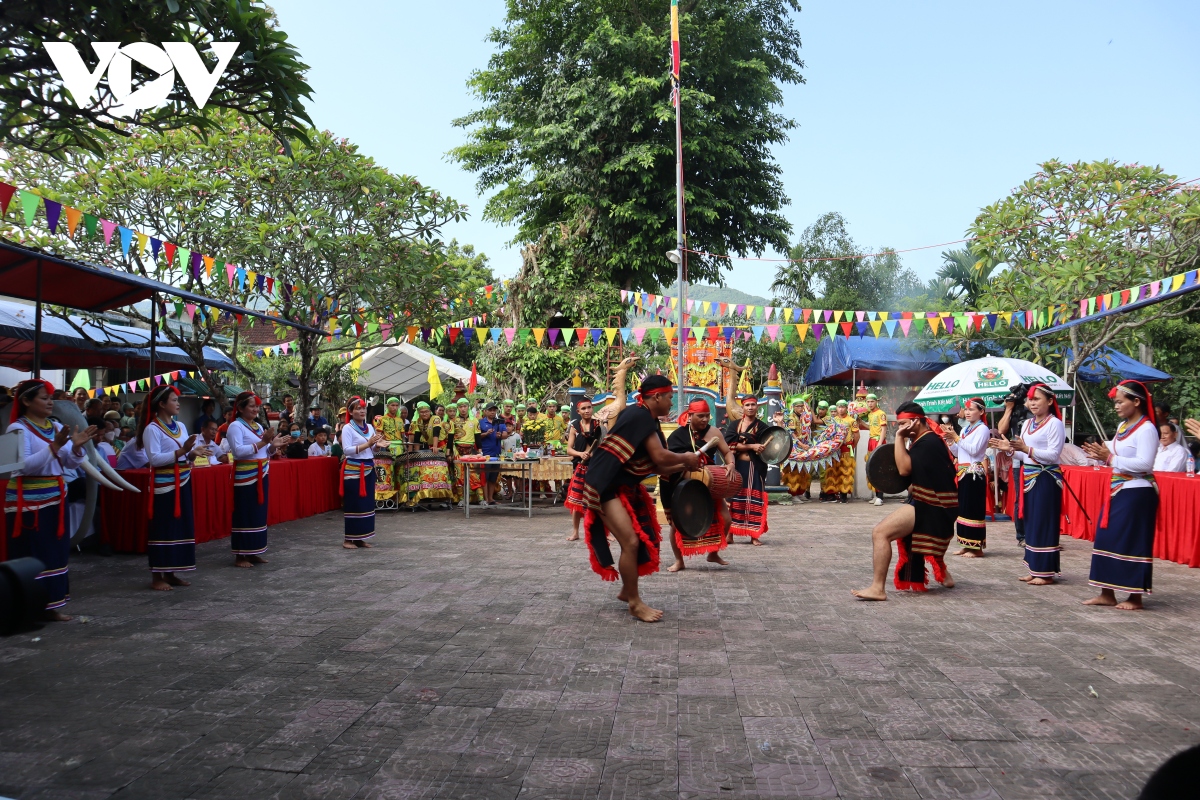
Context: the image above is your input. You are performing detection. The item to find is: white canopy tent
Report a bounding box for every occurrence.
[356,342,483,399]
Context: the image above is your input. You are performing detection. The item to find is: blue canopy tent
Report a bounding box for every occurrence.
[0,298,234,372]
[803,336,1169,387]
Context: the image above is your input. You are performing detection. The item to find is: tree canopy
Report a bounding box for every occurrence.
[0,0,312,156]
[451,0,803,293]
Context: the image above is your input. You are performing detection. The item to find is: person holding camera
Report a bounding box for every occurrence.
[989,384,1065,586]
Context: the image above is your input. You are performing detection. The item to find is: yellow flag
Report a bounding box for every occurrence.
[350,347,362,371]
[426,357,443,400]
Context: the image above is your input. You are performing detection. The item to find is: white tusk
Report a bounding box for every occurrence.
[80,460,120,491]
[98,459,140,492]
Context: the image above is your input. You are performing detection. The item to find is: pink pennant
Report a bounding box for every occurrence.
[633,328,647,344]
[504,327,516,343]
[225,263,236,285]
[899,319,912,336]
[855,311,865,322]
[823,310,833,322]
[101,219,117,245]
[281,342,290,355]
[766,325,779,341]
[185,303,196,320]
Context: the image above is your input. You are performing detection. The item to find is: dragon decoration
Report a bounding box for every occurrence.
[781,400,859,473]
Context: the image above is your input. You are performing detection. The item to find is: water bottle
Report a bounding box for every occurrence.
[1188,453,1195,478]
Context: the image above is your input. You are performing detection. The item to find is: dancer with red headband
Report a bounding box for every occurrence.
[989,383,1065,585]
[1079,380,1159,610]
[661,398,736,572]
[580,373,699,622]
[341,396,385,548]
[227,391,289,567]
[566,356,634,541]
[140,385,206,591]
[853,401,958,600]
[3,379,93,620]
[942,397,991,558]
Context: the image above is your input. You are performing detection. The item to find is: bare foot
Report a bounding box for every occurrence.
[667,559,685,573]
[960,550,982,558]
[1083,594,1118,606]
[851,587,887,601]
[164,573,190,587]
[43,610,73,622]
[566,533,579,541]
[751,538,764,546]
[343,541,357,549]
[248,555,268,564]
[1018,575,1033,582]
[628,599,664,622]
[952,547,969,556]
[1027,577,1054,586]
[1115,597,1145,611]
[234,557,254,568]
[355,541,373,548]
[940,574,956,588]
[616,588,630,602]
[706,552,729,566]
[151,576,173,591]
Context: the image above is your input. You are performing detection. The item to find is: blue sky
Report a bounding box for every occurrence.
[272,0,1200,299]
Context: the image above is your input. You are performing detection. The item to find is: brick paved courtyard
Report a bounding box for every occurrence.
[3,500,1199,799]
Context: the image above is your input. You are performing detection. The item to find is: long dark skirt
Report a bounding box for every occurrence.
[1022,470,1062,578]
[956,473,987,551]
[5,503,70,609]
[344,463,377,541]
[729,459,768,539]
[148,481,196,573]
[1089,486,1156,594]
[232,474,270,556]
[583,483,661,582]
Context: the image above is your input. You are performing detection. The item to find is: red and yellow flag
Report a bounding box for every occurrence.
[671,0,680,80]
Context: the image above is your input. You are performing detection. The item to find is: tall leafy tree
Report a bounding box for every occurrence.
[933,247,999,308]
[0,0,313,156]
[451,0,803,295]
[771,211,921,310]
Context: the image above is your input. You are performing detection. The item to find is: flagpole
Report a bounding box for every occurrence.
[671,0,686,411]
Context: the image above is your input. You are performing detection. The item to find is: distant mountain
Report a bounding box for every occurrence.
[661,282,770,307]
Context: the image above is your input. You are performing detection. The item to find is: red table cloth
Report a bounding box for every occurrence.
[99,457,342,554]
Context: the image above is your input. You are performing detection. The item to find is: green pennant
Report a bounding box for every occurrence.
[647,328,661,342]
[910,318,926,333]
[19,191,41,227]
[83,213,98,238]
[518,328,531,343]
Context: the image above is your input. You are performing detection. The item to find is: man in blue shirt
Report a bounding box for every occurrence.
[305,403,329,437]
[478,403,507,505]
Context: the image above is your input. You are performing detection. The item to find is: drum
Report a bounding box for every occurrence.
[671,479,715,541]
[705,464,743,499]
[374,455,395,496]
[758,425,793,465]
[867,444,911,494]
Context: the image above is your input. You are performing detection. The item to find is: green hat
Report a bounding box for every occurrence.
[415,401,430,410]
[456,398,469,406]
[545,398,557,406]
[817,400,829,409]
[836,399,848,407]
[787,394,807,407]
[525,398,537,406]
[386,396,400,405]
[560,404,570,411]
[866,393,878,401]
[502,398,513,406]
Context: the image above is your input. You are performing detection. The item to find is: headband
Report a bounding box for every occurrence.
[817,400,829,409]
[386,397,400,405]
[641,386,673,398]
[234,391,260,409]
[10,379,54,424]
[1108,380,1156,427]
[965,397,986,411]
[836,400,848,406]
[676,399,711,426]
[344,396,365,423]
[138,384,181,447]
[1026,383,1062,419]
[896,412,924,420]
[415,401,430,410]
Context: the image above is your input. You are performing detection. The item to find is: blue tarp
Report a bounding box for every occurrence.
[0,299,234,371]
[803,336,1170,386]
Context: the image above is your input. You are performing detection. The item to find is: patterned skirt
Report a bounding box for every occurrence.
[4,500,70,609]
[1022,469,1062,578]
[564,462,589,514]
[148,480,196,573]
[1089,486,1156,594]
[780,464,811,496]
[583,484,661,582]
[824,449,855,494]
[729,459,768,539]
[232,474,270,556]
[955,471,987,551]
[343,460,377,541]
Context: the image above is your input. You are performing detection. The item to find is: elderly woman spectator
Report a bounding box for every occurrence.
[1155,421,1190,473]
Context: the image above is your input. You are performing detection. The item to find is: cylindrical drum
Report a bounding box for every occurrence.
[705,464,744,499]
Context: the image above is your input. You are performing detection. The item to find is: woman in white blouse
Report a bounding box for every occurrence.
[340,396,385,549]
[1080,380,1160,610]
[942,397,991,558]
[4,379,93,620]
[990,383,1065,585]
[226,392,289,568]
[139,385,205,591]
[1154,422,1189,473]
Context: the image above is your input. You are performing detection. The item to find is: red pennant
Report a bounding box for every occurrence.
[839,321,853,338]
[448,327,460,344]
[0,182,16,215]
[163,242,177,265]
[468,362,478,393]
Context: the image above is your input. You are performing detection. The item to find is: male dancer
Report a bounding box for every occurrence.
[661,399,735,572]
[581,374,699,622]
[853,401,958,600]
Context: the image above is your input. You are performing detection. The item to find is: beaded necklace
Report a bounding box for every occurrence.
[352,419,369,436]
[19,416,55,443]
[154,417,182,440]
[1114,415,1149,442]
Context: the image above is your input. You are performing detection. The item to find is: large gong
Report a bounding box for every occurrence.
[866,443,912,495]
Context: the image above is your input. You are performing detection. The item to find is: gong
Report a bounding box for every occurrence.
[757,425,793,465]
[866,443,911,495]
[671,478,715,540]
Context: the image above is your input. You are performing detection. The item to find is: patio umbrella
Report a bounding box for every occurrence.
[913,356,1074,413]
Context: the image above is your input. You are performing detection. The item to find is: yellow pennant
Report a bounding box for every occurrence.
[533,327,546,346]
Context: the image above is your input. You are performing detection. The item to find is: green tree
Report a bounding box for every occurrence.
[771,211,922,310]
[451,0,803,294]
[933,247,999,308]
[971,160,1200,398]
[1,0,312,156]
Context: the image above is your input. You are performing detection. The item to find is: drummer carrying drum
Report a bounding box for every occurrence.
[580,374,700,623]
[853,401,959,601]
[661,399,738,572]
